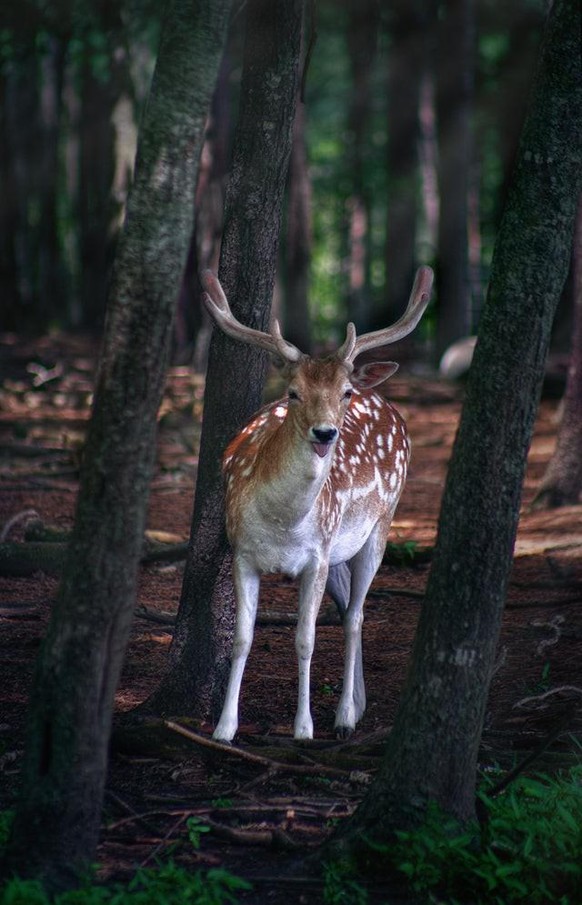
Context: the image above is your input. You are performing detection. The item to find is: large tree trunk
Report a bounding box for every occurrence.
[1,0,230,891]
[329,0,582,866]
[141,0,304,723]
[435,0,475,359]
[532,194,582,509]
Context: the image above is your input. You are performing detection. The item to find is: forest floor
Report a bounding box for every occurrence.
[0,332,581,904]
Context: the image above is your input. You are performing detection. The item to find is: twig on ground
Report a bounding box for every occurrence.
[164,720,356,780]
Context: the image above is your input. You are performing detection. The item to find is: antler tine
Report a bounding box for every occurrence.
[336,322,357,364]
[342,265,434,363]
[201,270,302,364]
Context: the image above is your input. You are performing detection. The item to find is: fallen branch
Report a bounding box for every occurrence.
[164,721,356,780]
[0,536,188,577]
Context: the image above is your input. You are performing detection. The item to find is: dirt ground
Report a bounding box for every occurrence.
[0,333,581,903]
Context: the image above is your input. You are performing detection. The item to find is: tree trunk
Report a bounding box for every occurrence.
[532,194,582,509]
[329,0,582,866]
[383,0,425,323]
[285,93,313,353]
[79,3,134,329]
[38,34,67,324]
[1,0,230,891]
[140,0,304,723]
[175,50,231,368]
[345,0,379,331]
[435,0,475,359]
[2,48,42,320]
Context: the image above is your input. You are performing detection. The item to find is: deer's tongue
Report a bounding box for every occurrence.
[312,442,332,458]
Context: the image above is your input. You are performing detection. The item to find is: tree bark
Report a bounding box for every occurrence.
[532,194,582,509]
[328,0,582,866]
[140,0,304,723]
[1,0,230,891]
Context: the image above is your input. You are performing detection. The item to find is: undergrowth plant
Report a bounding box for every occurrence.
[322,859,368,905]
[0,812,14,849]
[385,767,582,904]
[0,863,251,905]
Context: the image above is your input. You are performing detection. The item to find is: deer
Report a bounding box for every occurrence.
[201,266,433,742]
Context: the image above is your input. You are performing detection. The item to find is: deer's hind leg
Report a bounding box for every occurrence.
[333,522,387,738]
[326,563,366,726]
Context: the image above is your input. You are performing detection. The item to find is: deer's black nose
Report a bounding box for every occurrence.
[312,427,338,444]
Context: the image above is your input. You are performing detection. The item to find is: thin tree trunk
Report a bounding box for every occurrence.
[345,0,379,331]
[532,193,582,509]
[285,94,313,353]
[3,50,41,317]
[435,0,474,359]
[328,0,582,864]
[140,0,304,723]
[79,4,133,329]
[2,0,230,890]
[38,34,67,323]
[176,50,231,368]
[383,0,425,322]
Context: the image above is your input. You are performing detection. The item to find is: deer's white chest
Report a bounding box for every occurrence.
[234,499,326,577]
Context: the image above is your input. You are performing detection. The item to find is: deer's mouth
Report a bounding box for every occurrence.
[311,441,334,458]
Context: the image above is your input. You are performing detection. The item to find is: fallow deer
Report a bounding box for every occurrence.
[202,267,433,741]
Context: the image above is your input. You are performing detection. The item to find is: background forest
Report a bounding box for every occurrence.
[0,0,549,359]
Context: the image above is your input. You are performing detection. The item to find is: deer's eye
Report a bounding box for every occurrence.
[288,388,301,402]
[343,388,353,401]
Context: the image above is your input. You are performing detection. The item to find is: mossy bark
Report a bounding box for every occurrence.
[2,0,231,891]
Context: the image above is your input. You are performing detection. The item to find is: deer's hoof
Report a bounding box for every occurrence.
[335,724,354,740]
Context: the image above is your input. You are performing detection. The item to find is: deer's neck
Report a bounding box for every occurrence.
[253,418,333,526]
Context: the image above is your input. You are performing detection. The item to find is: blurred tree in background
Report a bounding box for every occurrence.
[0,0,547,349]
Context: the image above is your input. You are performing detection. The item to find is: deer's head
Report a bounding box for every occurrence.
[201,267,433,459]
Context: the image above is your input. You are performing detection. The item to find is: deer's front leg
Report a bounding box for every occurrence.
[294,560,328,740]
[213,557,260,743]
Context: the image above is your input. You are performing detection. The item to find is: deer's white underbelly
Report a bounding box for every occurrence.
[234,496,385,577]
[237,528,320,578]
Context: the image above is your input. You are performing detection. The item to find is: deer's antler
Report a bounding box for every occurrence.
[201,270,302,364]
[337,265,434,364]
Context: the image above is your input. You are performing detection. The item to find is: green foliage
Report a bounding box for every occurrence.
[210,798,233,810]
[527,661,551,695]
[384,768,582,904]
[185,816,211,851]
[0,811,14,849]
[385,540,421,565]
[0,878,50,905]
[0,864,251,905]
[322,860,368,905]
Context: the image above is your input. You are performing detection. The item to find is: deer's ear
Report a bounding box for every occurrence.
[351,361,399,389]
